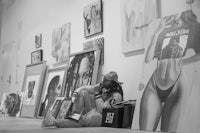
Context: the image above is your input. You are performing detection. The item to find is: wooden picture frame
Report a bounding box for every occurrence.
[31,49,43,64]
[20,61,47,118]
[37,65,68,117]
[83,0,103,38]
[63,49,101,98]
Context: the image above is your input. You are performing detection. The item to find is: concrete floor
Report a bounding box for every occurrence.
[0,117,167,133]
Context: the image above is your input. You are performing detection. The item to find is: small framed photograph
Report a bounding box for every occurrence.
[31,49,43,64]
[83,0,103,38]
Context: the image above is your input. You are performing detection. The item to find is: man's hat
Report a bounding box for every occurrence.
[103,71,123,84]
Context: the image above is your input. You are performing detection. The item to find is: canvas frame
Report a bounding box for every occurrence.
[37,65,68,117]
[20,61,47,118]
[63,48,101,98]
[31,49,43,64]
[83,0,103,38]
[55,97,72,119]
[120,0,161,54]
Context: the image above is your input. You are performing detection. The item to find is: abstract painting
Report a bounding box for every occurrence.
[121,0,160,53]
[52,22,71,63]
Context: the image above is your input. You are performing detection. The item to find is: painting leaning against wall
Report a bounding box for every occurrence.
[137,9,200,132]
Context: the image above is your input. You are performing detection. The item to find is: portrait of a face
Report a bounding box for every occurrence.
[23,75,40,105]
[28,81,35,98]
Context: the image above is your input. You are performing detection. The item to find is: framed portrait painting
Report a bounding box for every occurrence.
[63,49,101,98]
[38,65,67,117]
[52,22,71,63]
[20,61,47,118]
[31,49,43,64]
[120,0,160,53]
[83,0,103,38]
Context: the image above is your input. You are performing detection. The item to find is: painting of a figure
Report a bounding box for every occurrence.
[138,10,200,132]
[64,51,96,98]
[52,23,71,63]
[23,75,40,105]
[0,92,23,117]
[83,0,102,37]
[39,67,66,117]
[121,0,159,53]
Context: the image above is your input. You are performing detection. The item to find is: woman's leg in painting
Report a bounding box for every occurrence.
[161,73,184,132]
[139,76,162,131]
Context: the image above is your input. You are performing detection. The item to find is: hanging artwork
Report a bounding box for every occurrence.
[31,49,43,64]
[0,92,24,117]
[83,37,104,64]
[38,66,67,117]
[63,49,101,98]
[83,0,103,38]
[121,0,160,53]
[135,10,200,132]
[35,33,42,48]
[52,22,71,63]
[20,61,47,118]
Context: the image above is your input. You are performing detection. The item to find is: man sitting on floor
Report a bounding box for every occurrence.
[41,71,124,128]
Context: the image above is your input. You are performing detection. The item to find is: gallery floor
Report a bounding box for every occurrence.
[0,117,167,133]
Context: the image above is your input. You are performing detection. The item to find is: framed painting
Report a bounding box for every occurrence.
[49,97,65,118]
[31,49,43,64]
[83,37,104,64]
[56,99,72,119]
[35,33,42,48]
[120,0,160,53]
[37,65,68,117]
[20,61,47,118]
[83,0,103,38]
[52,22,71,63]
[63,49,101,98]
[0,92,24,117]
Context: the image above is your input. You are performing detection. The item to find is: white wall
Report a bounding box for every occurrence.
[1,0,197,131]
